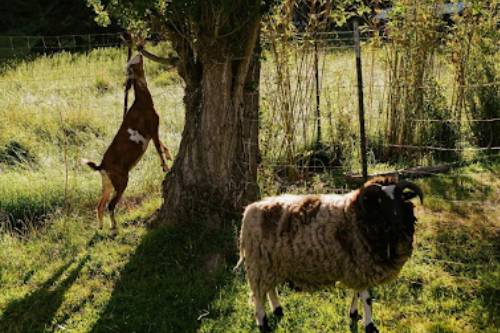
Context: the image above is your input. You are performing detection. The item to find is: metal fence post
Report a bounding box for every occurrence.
[353,19,368,180]
[314,35,322,148]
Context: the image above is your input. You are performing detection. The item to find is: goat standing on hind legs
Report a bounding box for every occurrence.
[83,53,172,235]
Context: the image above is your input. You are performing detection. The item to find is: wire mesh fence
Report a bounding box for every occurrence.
[0,28,498,207]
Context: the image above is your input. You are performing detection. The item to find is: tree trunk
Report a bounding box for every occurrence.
[157,27,261,227]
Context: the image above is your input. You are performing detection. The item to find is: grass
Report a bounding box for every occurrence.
[0,46,499,332]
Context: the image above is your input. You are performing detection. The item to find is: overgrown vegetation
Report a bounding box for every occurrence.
[260,0,499,170]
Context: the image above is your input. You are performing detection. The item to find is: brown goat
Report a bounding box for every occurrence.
[83,54,172,235]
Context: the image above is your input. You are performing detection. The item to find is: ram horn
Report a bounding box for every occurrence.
[397,180,423,204]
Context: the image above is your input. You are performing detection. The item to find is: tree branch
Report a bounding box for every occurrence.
[138,46,176,67]
[232,16,260,99]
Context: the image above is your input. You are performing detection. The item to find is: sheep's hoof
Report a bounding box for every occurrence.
[365,323,379,333]
[350,310,362,321]
[109,229,118,237]
[273,306,284,318]
[258,316,271,333]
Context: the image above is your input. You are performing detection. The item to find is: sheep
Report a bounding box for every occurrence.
[236,177,423,333]
[83,53,172,235]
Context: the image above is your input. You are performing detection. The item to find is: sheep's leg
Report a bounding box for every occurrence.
[360,290,378,333]
[253,293,270,333]
[97,172,113,230]
[349,291,362,322]
[268,288,283,317]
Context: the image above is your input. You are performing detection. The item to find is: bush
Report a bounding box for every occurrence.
[0,141,36,166]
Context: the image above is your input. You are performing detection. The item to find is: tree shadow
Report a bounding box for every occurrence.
[427,186,500,329]
[0,255,90,333]
[89,222,235,333]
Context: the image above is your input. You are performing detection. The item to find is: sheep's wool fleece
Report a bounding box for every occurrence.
[240,192,409,291]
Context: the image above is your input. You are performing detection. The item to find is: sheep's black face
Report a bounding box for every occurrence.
[359,180,423,264]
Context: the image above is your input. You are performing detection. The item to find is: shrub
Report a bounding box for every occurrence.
[0,141,36,166]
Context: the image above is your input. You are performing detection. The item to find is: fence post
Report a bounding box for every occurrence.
[314,35,321,148]
[353,19,368,180]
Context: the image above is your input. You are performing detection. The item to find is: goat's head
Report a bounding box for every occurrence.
[125,54,145,90]
[356,177,423,264]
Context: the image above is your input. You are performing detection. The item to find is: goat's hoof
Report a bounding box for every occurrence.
[273,306,284,318]
[258,316,271,333]
[162,165,170,172]
[350,310,362,322]
[365,323,379,333]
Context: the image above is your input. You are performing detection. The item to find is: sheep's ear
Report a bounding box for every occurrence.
[360,184,382,212]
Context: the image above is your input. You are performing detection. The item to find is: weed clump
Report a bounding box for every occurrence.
[0,141,36,166]
[95,77,112,95]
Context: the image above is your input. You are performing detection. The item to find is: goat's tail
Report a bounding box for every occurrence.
[81,158,101,171]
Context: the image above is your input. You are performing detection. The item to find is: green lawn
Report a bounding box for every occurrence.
[0,47,499,332]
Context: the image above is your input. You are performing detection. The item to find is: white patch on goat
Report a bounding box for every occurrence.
[382,185,396,200]
[127,128,148,150]
[360,290,373,326]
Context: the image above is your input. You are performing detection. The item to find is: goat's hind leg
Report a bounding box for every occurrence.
[107,173,128,236]
[97,171,113,230]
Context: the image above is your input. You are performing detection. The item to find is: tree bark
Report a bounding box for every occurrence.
[157,24,261,227]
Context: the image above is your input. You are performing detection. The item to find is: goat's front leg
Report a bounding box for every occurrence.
[152,131,169,172]
[160,142,172,161]
[360,290,378,333]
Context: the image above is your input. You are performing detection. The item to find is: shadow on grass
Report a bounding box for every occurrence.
[423,173,492,202]
[0,255,90,333]
[426,174,500,329]
[89,221,236,333]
